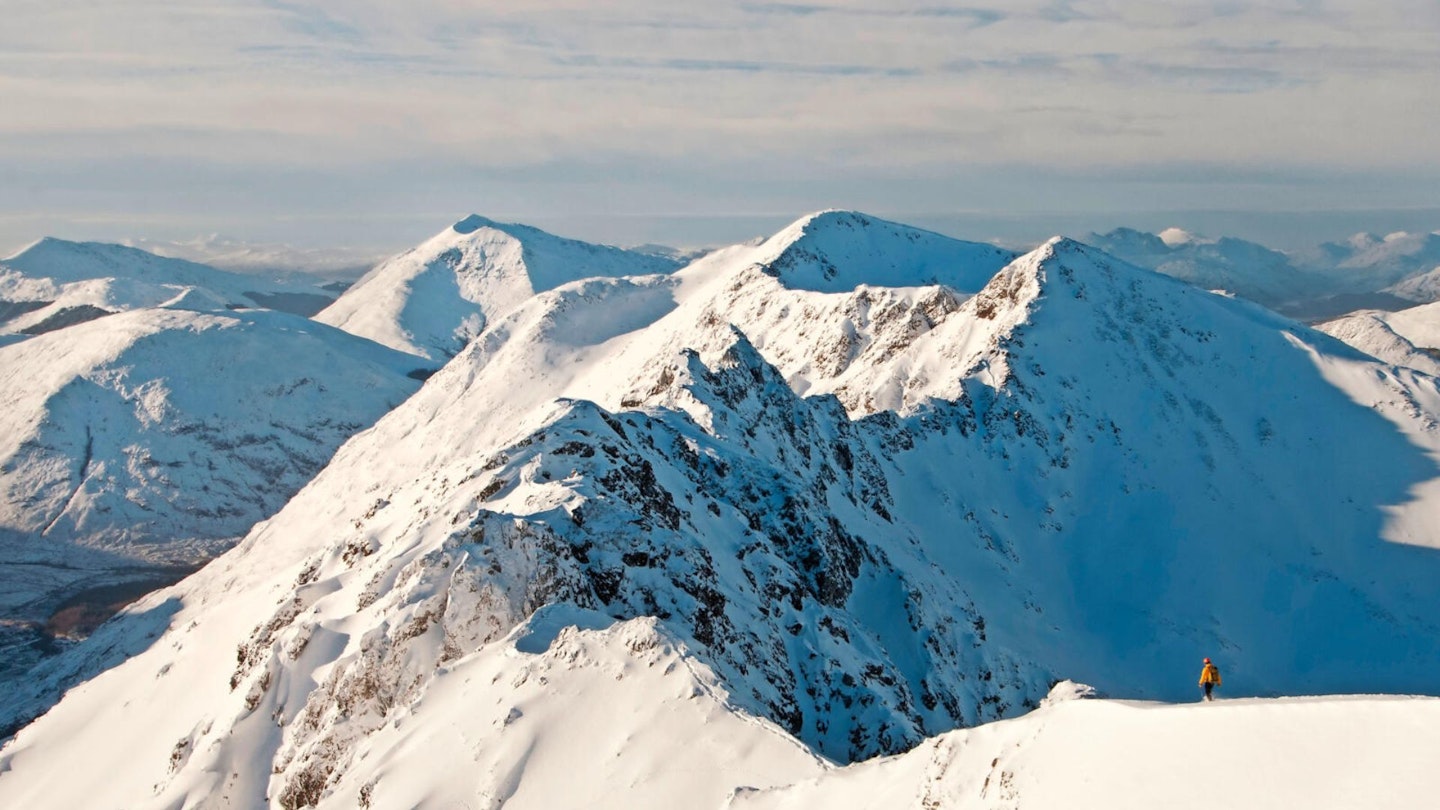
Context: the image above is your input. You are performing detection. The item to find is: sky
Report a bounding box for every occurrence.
[3,0,1438,257]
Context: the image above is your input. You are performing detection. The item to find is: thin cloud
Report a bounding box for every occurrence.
[259,0,364,42]
[553,54,921,78]
[741,3,1006,26]
[1094,56,1305,94]
[0,0,1436,250]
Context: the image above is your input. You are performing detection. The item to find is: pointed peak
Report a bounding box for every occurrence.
[441,215,566,248]
[752,210,1015,293]
[2,237,48,263]
[452,214,505,235]
[793,209,889,229]
[6,235,92,260]
[770,210,932,248]
[1032,235,1095,260]
[1158,227,1208,247]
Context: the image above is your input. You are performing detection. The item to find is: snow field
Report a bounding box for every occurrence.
[732,690,1440,810]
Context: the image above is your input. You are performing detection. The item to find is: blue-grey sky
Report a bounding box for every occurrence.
[3,0,1438,255]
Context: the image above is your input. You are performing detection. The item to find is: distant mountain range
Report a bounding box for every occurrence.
[1083,226,1440,321]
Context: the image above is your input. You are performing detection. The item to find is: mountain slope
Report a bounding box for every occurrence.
[314,215,684,360]
[1318,299,1440,375]
[1315,309,1440,376]
[1386,265,1440,303]
[735,687,1440,810]
[6,217,1440,808]
[0,308,424,660]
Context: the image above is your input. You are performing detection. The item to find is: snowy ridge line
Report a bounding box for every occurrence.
[731,688,1440,810]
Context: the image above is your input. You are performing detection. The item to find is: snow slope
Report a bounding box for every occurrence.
[1361,299,1440,352]
[0,307,424,632]
[314,215,684,360]
[6,213,1440,808]
[1314,310,1440,376]
[0,239,338,333]
[734,686,1440,810]
[1386,265,1440,303]
[1319,299,1440,375]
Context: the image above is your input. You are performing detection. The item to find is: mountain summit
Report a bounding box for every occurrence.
[746,210,1015,293]
[314,216,683,361]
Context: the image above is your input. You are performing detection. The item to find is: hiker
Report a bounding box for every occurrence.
[1199,657,1221,701]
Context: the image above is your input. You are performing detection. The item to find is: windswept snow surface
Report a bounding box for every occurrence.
[0,239,339,331]
[1319,299,1440,376]
[1386,265,1440,303]
[1362,299,1440,352]
[1315,310,1440,376]
[734,686,1440,810]
[6,213,1440,809]
[314,215,684,360]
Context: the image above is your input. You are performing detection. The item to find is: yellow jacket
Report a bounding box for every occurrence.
[1199,663,1221,686]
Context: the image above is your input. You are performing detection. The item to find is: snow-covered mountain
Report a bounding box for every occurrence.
[1318,298,1440,375]
[0,239,340,337]
[1386,266,1440,303]
[314,215,686,361]
[1083,226,1321,309]
[1314,309,1440,377]
[1290,230,1440,314]
[1307,231,1440,294]
[1082,226,1434,321]
[5,211,1440,808]
[0,306,425,687]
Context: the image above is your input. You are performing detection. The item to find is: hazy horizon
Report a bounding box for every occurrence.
[4,2,1436,262]
[4,206,1438,268]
